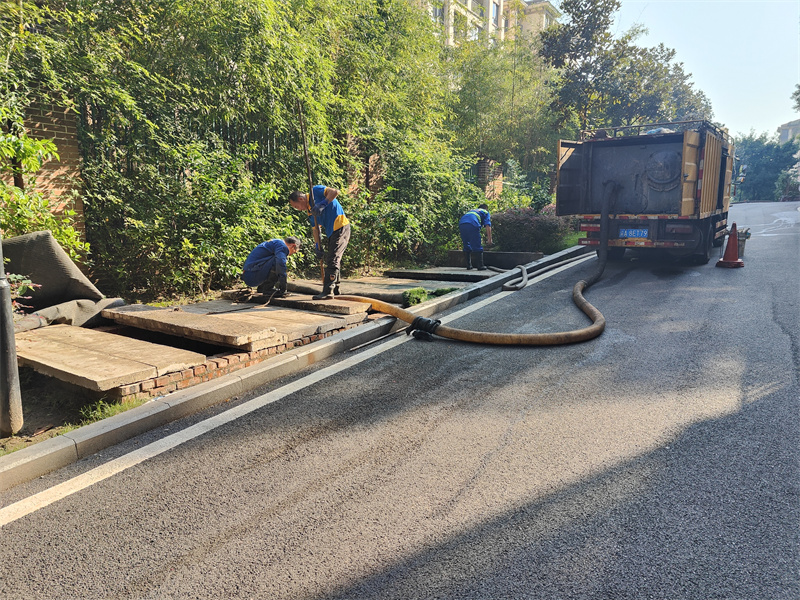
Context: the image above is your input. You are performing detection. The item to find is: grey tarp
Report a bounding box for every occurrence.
[3,230,125,332]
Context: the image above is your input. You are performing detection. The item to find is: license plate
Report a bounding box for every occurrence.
[619,228,648,238]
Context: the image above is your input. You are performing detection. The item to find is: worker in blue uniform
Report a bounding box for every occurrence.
[459,204,493,270]
[241,236,301,297]
[289,185,350,300]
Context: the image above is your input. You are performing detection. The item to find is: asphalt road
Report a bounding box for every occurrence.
[1,202,798,600]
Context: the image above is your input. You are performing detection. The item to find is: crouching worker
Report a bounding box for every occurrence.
[459,204,493,270]
[241,236,301,297]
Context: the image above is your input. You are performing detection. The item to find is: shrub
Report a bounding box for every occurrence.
[492,207,571,254]
[83,140,298,300]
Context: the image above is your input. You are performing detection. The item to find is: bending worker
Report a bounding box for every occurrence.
[459,203,493,270]
[289,185,350,300]
[241,236,301,297]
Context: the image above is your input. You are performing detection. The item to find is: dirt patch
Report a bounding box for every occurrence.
[0,368,93,456]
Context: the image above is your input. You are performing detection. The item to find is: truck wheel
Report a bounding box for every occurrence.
[693,221,713,264]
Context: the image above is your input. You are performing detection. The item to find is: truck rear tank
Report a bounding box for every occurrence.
[556,120,735,263]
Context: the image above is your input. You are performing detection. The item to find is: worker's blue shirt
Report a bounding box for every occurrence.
[241,239,289,287]
[459,208,491,229]
[306,184,349,235]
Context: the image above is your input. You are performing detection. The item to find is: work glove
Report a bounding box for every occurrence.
[273,276,287,297]
[311,201,326,217]
[314,244,325,259]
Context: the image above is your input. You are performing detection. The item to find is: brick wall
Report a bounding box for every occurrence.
[477,157,503,200]
[107,325,357,404]
[2,102,85,234]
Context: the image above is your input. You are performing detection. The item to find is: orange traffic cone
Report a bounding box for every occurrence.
[716,222,744,268]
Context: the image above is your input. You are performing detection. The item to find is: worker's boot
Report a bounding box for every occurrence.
[332,269,341,296]
[473,251,486,271]
[464,250,473,270]
[256,271,279,295]
[312,268,336,300]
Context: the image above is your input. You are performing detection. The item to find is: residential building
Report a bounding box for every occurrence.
[431,0,559,46]
[505,0,561,42]
[778,118,800,144]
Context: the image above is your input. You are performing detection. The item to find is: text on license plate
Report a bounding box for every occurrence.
[619,228,648,238]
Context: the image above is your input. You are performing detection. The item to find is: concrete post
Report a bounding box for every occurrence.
[0,234,23,436]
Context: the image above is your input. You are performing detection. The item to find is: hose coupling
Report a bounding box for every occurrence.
[407,316,441,339]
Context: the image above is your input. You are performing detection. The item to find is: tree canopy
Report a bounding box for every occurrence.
[540,0,712,130]
[734,132,799,203]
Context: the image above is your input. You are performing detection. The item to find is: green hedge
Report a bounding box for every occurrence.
[491,207,571,254]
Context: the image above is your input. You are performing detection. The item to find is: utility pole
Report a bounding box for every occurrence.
[0,233,23,436]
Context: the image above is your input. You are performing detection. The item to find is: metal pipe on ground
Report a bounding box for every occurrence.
[0,235,23,436]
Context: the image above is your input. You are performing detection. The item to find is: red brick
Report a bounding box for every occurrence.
[155,375,170,388]
[176,378,194,389]
[116,383,140,396]
[193,365,207,376]
[153,383,177,395]
[140,379,156,391]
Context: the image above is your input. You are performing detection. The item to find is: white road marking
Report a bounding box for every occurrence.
[0,256,593,527]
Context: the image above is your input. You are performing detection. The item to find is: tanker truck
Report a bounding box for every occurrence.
[555,120,735,263]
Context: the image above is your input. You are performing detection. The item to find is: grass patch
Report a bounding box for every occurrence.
[402,287,459,306]
[402,287,428,306]
[559,231,586,249]
[76,398,150,427]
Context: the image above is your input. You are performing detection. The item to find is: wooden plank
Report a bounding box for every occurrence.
[270,295,372,315]
[102,305,280,349]
[236,307,349,330]
[213,311,321,340]
[19,325,205,377]
[179,300,256,315]
[17,326,162,391]
[182,301,350,333]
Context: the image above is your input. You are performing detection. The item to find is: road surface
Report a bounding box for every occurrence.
[1,201,798,599]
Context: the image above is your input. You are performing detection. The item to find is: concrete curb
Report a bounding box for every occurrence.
[0,247,589,491]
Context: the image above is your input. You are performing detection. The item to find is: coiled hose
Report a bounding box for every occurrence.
[339,181,618,346]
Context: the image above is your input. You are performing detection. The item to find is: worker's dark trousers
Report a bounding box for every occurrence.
[323,224,351,294]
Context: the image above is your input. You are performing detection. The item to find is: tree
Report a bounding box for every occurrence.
[792,84,800,113]
[600,43,712,127]
[540,0,712,130]
[539,0,622,129]
[4,0,487,297]
[734,132,799,202]
[448,33,562,174]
